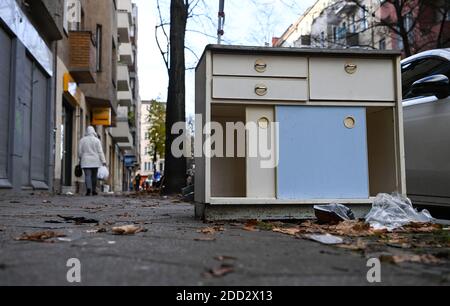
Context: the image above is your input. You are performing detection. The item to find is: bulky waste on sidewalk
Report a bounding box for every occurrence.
[247,194,445,252]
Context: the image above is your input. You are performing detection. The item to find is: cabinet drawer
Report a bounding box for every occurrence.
[309,58,396,101]
[212,76,308,101]
[213,54,308,78]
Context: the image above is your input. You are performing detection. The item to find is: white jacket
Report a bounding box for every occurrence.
[78,127,107,169]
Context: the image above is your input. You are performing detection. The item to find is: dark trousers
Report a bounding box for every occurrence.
[83,168,98,192]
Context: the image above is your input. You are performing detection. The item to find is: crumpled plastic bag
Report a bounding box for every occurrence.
[365,193,434,231]
[97,166,109,181]
[314,203,355,224]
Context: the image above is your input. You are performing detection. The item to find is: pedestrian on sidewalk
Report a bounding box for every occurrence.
[78,126,107,196]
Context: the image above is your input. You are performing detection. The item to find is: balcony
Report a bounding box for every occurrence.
[110,106,132,143]
[110,121,133,143]
[119,43,134,66]
[117,10,131,43]
[68,31,96,83]
[117,64,130,91]
[346,32,360,47]
[118,0,133,13]
[118,87,132,107]
[118,140,134,151]
[336,1,358,16]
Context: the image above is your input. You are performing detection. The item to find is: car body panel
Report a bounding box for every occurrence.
[402,49,450,208]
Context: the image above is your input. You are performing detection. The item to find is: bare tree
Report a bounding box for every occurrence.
[154,0,217,194]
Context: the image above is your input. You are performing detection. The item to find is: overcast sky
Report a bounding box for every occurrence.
[134,0,317,115]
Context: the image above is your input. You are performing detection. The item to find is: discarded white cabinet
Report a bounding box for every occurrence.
[195,45,406,221]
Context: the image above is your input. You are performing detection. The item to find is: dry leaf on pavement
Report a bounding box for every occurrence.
[16,231,66,242]
[215,255,237,262]
[194,237,216,242]
[197,226,225,235]
[273,227,301,236]
[380,254,444,265]
[112,225,146,235]
[203,264,234,278]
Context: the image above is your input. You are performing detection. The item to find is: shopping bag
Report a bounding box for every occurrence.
[97,166,109,181]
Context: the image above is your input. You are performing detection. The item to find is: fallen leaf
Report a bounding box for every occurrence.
[399,223,442,233]
[380,254,444,265]
[203,264,234,278]
[194,237,216,242]
[214,256,237,262]
[243,225,259,232]
[112,225,146,235]
[197,226,225,235]
[336,239,368,251]
[16,231,66,242]
[273,227,301,236]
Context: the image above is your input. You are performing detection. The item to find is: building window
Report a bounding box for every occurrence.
[361,5,369,31]
[379,38,386,50]
[96,25,102,72]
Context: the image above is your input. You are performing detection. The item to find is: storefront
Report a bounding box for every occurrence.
[0,0,57,191]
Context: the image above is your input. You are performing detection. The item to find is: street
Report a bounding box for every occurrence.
[0,193,448,286]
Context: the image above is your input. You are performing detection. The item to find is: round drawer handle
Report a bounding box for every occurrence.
[255,84,268,96]
[345,63,358,74]
[258,117,270,129]
[344,116,356,129]
[254,60,267,73]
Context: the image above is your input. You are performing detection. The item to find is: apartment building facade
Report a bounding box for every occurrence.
[0,0,140,194]
[274,0,449,56]
[53,0,141,194]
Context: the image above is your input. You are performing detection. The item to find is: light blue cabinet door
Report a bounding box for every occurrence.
[277,106,369,199]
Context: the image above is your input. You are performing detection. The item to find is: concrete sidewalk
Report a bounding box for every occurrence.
[0,193,448,286]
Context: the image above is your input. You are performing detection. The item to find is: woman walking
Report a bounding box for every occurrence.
[78,126,107,196]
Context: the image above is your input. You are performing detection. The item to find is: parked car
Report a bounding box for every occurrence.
[402,49,450,217]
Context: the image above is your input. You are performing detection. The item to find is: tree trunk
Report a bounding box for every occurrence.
[163,0,188,194]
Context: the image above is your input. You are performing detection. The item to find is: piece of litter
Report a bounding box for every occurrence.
[86,228,107,234]
[365,193,435,231]
[57,237,73,242]
[314,204,355,224]
[108,241,116,245]
[58,215,99,225]
[303,234,344,245]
